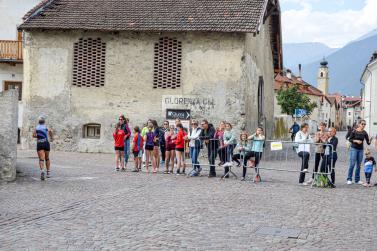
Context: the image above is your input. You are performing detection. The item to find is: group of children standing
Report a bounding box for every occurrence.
[113,115,266,180]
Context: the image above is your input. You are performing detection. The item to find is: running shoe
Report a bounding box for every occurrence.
[120,168,126,172]
[46,171,50,178]
[40,172,45,181]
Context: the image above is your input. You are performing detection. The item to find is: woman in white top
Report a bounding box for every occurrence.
[295,123,313,185]
[186,120,202,176]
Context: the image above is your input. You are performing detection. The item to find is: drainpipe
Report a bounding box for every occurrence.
[361,68,372,134]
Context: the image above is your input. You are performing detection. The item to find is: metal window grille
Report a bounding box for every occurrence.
[153,37,182,89]
[73,38,106,87]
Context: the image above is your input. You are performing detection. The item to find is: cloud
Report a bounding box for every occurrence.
[282,0,377,47]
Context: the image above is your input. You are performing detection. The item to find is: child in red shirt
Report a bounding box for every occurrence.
[113,123,125,171]
[174,123,186,175]
[131,126,144,172]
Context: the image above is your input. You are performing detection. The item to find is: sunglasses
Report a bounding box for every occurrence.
[119,118,124,121]
[361,123,366,126]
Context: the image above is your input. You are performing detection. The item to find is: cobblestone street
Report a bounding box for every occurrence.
[1,135,377,250]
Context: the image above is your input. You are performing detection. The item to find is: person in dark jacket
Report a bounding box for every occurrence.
[200,119,217,177]
[347,120,371,185]
[159,121,169,165]
[320,127,338,187]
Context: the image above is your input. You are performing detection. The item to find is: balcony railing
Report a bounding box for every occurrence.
[0,40,22,62]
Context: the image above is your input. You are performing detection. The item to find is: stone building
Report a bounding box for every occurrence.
[19,0,282,152]
[0,90,18,182]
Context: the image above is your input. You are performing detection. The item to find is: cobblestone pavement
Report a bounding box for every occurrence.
[1,132,377,250]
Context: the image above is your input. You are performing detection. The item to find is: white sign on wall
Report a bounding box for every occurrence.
[162,95,215,116]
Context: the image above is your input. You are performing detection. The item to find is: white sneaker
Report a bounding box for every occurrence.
[347,180,353,185]
[223,162,232,167]
[302,169,309,173]
[357,181,364,185]
[307,178,313,184]
[299,182,309,186]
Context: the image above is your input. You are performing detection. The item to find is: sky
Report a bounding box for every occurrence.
[0,0,40,40]
[281,0,377,48]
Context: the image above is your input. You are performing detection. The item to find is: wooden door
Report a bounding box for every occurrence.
[4,81,22,101]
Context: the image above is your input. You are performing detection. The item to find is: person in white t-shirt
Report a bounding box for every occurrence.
[295,123,313,185]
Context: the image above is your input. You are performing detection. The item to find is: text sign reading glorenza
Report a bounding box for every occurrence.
[166,109,191,120]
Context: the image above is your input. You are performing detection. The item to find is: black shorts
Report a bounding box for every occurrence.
[37,142,50,152]
[133,151,142,158]
[145,145,154,151]
[115,146,124,151]
[175,148,184,152]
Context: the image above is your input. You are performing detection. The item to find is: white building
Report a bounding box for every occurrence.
[343,97,362,128]
[0,0,40,142]
[361,52,377,135]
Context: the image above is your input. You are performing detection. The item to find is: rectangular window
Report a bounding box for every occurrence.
[153,37,182,89]
[4,81,22,101]
[73,38,106,87]
[83,124,101,139]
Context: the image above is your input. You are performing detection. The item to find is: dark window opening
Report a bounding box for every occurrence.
[83,123,101,139]
[258,76,264,126]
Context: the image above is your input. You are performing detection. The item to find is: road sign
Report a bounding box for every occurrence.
[294,109,307,118]
[166,109,191,120]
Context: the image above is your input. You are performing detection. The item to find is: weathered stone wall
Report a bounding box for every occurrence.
[0,89,18,182]
[22,29,274,153]
[243,17,276,138]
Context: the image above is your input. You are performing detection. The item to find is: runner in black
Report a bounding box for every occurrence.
[32,116,53,180]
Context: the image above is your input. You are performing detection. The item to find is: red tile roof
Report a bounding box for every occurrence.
[275,74,324,97]
[20,0,269,33]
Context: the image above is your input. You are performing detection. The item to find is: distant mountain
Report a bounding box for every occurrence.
[353,28,377,42]
[283,42,338,71]
[300,34,377,96]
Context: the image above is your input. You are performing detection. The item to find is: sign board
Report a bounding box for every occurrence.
[166,109,191,120]
[270,141,283,151]
[294,109,307,118]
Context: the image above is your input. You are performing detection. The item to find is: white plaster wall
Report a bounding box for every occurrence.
[362,61,377,135]
[0,63,23,127]
[22,30,251,152]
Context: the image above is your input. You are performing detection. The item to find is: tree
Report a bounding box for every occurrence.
[276,86,317,117]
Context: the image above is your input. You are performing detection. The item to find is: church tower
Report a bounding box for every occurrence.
[317,58,329,95]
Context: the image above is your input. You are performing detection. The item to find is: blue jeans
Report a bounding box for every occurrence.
[190,147,200,170]
[347,147,363,182]
[124,138,130,164]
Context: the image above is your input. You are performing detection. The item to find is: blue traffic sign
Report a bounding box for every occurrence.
[294,109,307,117]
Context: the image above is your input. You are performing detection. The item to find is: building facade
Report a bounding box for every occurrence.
[343,97,362,128]
[0,0,40,142]
[361,52,377,135]
[19,0,283,152]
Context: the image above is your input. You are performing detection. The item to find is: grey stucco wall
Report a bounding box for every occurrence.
[0,89,18,182]
[22,29,275,153]
[243,17,276,138]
